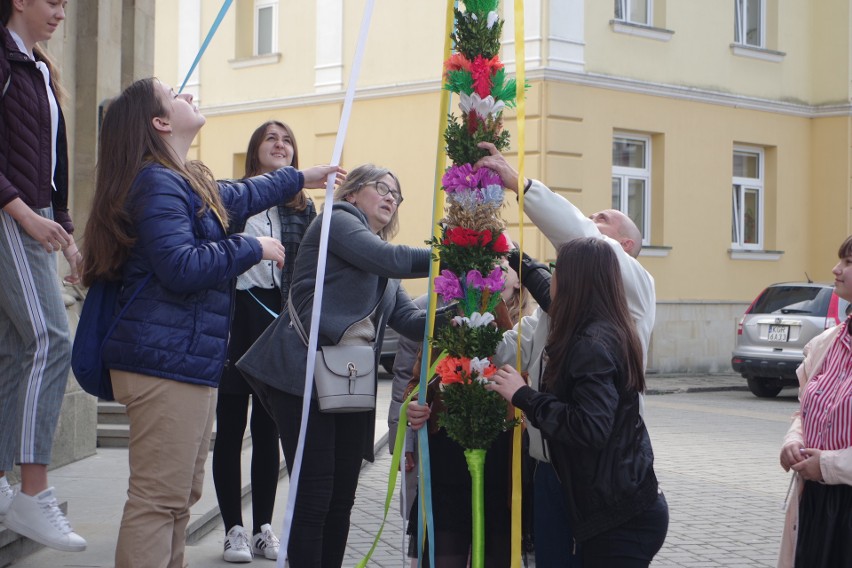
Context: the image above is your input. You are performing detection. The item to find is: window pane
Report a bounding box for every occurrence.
[732,184,741,244]
[746,0,761,46]
[630,0,649,25]
[744,188,759,244]
[627,178,646,237]
[612,177,621,209]
[615,0,623,19]
[733,151,759,178]
[257,6,273,55]
[734,0,742,42]
[613,138,646,168]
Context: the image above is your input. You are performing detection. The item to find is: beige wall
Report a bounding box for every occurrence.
[152,0,852,372]
[584,0,851,106]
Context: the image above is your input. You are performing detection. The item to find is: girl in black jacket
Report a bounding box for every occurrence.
[487,237,668,568]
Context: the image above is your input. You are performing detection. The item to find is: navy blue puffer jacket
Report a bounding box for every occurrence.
[103,163,304,387]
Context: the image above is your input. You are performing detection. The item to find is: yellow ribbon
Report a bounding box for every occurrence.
[512,1,527,567]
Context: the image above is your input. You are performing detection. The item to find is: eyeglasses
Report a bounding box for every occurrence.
[362,181,403,206]
[548,261,557,273]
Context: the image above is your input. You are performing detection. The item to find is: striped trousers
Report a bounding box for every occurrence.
[0,208,71,468]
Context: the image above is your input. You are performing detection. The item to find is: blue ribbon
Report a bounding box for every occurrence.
[178,0,234,93]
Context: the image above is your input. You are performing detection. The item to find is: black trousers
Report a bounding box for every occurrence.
[795,481,852,568]
[250,382,367,568]
[582,491,669,568]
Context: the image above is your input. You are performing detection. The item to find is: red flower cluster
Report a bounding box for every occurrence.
[444,228,511,253]
[470,55,504,98]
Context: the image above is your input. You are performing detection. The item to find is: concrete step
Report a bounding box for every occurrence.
[96,401,128,425]
[0,500,67,568]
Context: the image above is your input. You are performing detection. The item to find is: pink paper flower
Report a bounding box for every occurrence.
[466,266,504,293]
[435,270,464,301]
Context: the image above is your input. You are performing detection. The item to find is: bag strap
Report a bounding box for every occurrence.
[101,273,154,349]
[287,277,389,349]
[287,292,309,347]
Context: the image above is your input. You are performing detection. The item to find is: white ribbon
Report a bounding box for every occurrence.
[277,1,376,566]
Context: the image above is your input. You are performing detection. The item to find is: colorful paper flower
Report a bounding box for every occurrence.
[469,357,497,382]
[436,356,467,385]
[470,55,504,98]
[459,92,505,121]
[466,266,504,293]
[445,227,487,247]
[435,269,464,301]
[453,311,496,328]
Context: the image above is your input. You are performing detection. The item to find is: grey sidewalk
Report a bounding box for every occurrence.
[3,373,752,567]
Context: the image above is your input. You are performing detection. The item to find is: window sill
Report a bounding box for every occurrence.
[728,249,784,261]
[229,53,281,69]
[730,44,786,63]
[609,20,674,42]
[639,245,671,258]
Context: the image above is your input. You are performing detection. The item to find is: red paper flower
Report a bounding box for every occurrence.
[470,55,504,98]
[445,227,488,247]
[436,356,468,385]
[492,232,511,253]
[444,53,472,75]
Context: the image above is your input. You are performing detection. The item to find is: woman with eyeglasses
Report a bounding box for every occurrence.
[239,164,453,567]
[486,238,668,568]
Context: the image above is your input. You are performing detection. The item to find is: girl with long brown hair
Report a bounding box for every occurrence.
[82,77,343,568]
[213,120,316,562]
[0,0,86,553]
[487,238,668,567]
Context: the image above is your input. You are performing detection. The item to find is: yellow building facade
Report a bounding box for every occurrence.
[153,0,852,373]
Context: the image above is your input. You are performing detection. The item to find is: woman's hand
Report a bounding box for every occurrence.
[257,236,285,269]
[791,448,823,481]
[485,364,527,402]
[407,401,431,431]
[5,199,72,253]
[62,236,82,284]
[301,165,347,189]
[780,440,806,471]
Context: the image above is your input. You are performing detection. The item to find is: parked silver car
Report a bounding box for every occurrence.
[731,282,850,398]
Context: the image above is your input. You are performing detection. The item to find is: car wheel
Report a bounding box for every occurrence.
[747,377,783,398]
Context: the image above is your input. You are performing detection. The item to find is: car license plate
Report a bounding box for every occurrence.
[768,325,789,342]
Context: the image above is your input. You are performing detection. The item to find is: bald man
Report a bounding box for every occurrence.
[478,142,656,568]
[476,142,655,358]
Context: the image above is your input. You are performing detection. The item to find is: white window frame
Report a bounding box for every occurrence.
[254,0,278,56]
[614,0,652,26]
[612,133,651,246]
[732,145,764,251]
[734,0,764,48]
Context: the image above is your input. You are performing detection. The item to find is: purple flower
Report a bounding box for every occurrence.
[466,266,504,293]
[442,164,504,193]
[435,270,463,301]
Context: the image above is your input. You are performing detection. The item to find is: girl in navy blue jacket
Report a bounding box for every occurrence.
[80,77,343,568]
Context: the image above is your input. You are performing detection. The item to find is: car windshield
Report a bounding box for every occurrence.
[751,286,831,316]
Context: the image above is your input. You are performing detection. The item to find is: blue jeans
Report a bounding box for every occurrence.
[582,491,669,568]
[534,461,582,567]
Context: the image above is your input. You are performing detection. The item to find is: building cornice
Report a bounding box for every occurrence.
[199,68,852,119]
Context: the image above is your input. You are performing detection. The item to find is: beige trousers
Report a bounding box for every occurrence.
[111,371,217,568]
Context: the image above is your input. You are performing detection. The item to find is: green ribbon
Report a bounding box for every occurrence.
[465,448,487,568]
[357,353,446,567]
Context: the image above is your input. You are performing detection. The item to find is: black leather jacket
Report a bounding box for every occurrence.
[511,319,659,542]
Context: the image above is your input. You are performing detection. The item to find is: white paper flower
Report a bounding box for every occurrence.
[487,11,499,29]
[459,92,505,120]
[452,311,494,329]
[469,357,492,375]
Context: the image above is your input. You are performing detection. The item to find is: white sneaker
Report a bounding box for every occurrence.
[224,525,253,563]
[252,523,280,560]
[0,476,14,521]
[3,487,86,552]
